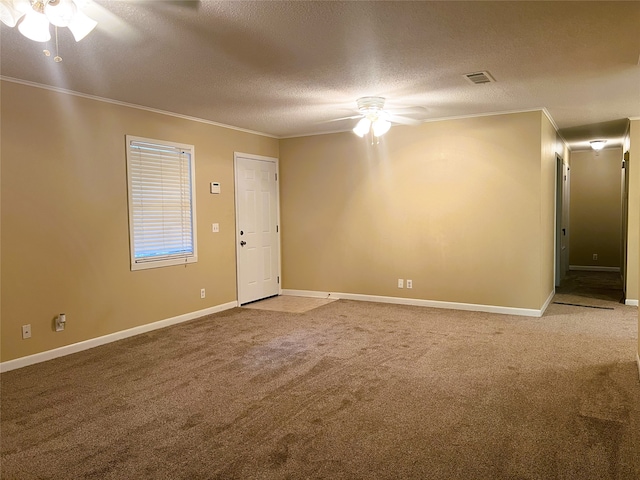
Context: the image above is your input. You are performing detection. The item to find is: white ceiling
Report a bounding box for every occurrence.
[1,1,639,150]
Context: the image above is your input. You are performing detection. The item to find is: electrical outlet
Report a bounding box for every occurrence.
[593,253,598,261]
[200,288,206,299]
[212,223,219,233]
[55,314,66,332]
[406,279,413,289]
[22,324,31,339]
[398,279,404,289]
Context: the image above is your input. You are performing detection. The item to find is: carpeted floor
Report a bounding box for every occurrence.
[1,290,638,479]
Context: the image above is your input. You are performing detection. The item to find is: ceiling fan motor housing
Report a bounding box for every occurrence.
[356,96,386,114]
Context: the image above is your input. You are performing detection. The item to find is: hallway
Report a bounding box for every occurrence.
[556,270,624,304]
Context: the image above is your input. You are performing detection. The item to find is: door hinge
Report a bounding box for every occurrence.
[276,225,279,233]
[277,276,280,284]
[275,173,278,181]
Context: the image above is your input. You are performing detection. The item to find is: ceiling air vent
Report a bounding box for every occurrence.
[463,71,495,85]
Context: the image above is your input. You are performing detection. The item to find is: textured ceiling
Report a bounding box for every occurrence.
[1,1,639,150]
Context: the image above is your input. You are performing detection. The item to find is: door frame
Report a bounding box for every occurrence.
[621,151,629,296]
[555,154,569,287]
[233,152,282,305]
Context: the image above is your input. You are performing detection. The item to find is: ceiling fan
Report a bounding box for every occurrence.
[349,96,423,138]
[0,0,201,59]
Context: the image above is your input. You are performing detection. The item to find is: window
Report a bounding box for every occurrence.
[126,136,197,270]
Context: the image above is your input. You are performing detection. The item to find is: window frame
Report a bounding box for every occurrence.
[125,135,198,271]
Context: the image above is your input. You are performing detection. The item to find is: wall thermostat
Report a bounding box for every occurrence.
[210,182,221,194]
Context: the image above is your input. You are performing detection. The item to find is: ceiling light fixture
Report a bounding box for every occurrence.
[0,0,97,61]
[352,97,392,140]
[590,140,607,151]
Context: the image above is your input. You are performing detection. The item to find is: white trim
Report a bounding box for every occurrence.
[554,154,561,287]
[541,108,560,133]
[282,289,551,318]
[411,107,555,127]
[0,76,276,139]
[625,299,639,306]
[569,265,621,272]
[0,301,237,373]
[280,108,559,139]
[540,289,555,316]
[637,353,640,382]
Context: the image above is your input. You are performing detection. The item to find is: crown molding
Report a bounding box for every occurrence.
[0,76,277,139]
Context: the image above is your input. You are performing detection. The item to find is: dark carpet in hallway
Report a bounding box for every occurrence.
[556,270,625,304]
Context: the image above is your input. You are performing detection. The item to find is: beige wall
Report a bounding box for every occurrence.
[1,81,278,362]
[627,120,639,359]
[569,148,623,268]
[630,121,640,304]
[280,111,555,310]
[0,81,585,364]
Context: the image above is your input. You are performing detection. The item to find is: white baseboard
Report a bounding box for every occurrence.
[282,289,552,318]
[569,265,620,272]
[540,289,555,316]
[0,301,238,373]
[626,299,639,306]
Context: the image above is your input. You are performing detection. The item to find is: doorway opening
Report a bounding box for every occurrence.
[555,148,627,305]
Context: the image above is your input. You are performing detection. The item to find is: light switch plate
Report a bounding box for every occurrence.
[210,182,221,194]
[22,324,31,339]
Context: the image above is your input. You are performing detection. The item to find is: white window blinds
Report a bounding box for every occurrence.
[126,136,197,270]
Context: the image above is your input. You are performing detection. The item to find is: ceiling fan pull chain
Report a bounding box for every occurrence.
[54,26,62,62]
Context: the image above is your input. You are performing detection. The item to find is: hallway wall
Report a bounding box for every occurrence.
[569,148,623,269]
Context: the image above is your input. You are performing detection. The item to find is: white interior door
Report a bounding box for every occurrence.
[561,162,570,278]
[235,153,280,305]
[555,157,563,287]
[555,156,570,287]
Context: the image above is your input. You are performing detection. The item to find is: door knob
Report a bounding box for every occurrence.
[240,241,246,246]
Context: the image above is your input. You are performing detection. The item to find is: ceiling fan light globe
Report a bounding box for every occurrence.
[13,0,32,14]
[67,9,96,41]
[45,0,77,27]
[353,117,371,137]
[0,0,26,27]
[372,118,391,137]
[17,8,51,42]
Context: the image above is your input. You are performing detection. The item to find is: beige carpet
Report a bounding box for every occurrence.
[1,297,638,479]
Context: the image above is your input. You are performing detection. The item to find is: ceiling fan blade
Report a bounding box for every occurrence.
[388,114,422,126]
[319,114,362,124]
[82,2,141,41]
[149,1,202,11]
[386,105,428,115]
[172,0,201,9]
